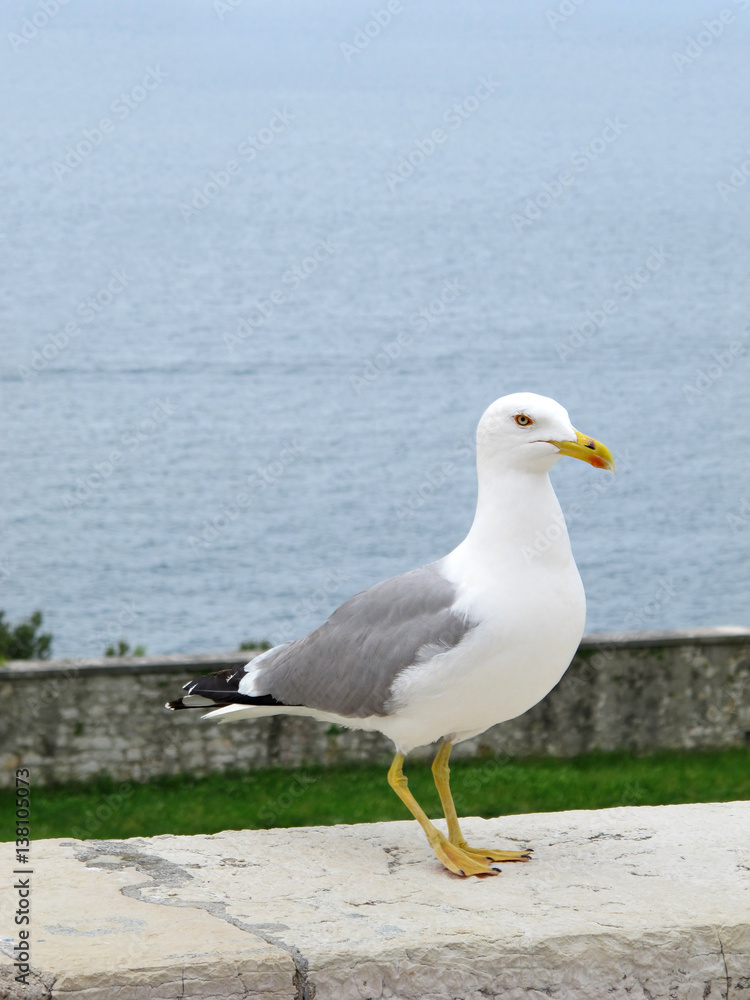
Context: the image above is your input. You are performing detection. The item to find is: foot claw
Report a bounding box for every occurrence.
[454,842,533,864]
[431,835,502,877]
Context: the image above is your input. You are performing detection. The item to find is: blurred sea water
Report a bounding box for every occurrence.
[0,0,748,657]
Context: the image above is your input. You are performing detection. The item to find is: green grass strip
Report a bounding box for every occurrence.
[2,748,747,843]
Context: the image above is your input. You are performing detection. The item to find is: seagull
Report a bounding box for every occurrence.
[167,393,614,877]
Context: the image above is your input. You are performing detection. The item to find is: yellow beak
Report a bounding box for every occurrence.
[549,429,615,471]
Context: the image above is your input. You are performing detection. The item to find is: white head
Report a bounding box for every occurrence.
[476,392,614,475]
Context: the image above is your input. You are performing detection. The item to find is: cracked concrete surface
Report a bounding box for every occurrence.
[1,802,748,999]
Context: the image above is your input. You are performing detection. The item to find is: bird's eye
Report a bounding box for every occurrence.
[514,414,533,426]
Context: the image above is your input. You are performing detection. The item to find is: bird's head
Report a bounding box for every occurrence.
[476,392,614,475]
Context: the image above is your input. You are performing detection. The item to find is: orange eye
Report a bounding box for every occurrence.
[514,414,533,426]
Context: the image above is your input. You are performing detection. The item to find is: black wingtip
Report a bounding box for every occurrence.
[167,664,293,713]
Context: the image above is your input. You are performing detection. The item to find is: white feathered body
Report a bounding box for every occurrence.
[375,467,586,751]
[211,463,586,755]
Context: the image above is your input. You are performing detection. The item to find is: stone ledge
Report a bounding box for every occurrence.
[3,627,749,679]
[577,626,750,650]
[1,802,748,999]
[0,651,257,681]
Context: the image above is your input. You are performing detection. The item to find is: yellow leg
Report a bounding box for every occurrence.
[430,739,532,864]
[431,739,463,843]
[387,753,499,876]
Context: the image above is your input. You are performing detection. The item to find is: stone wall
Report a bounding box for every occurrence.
[1,628,748,787]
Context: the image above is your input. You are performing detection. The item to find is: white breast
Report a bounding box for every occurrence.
[380,477,587,754]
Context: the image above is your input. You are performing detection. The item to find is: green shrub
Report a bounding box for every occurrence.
[105,640,146,657]
[0,610,53,662]
[239,639,272,651]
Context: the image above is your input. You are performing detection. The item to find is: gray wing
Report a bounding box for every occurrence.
[245,561,477,718]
